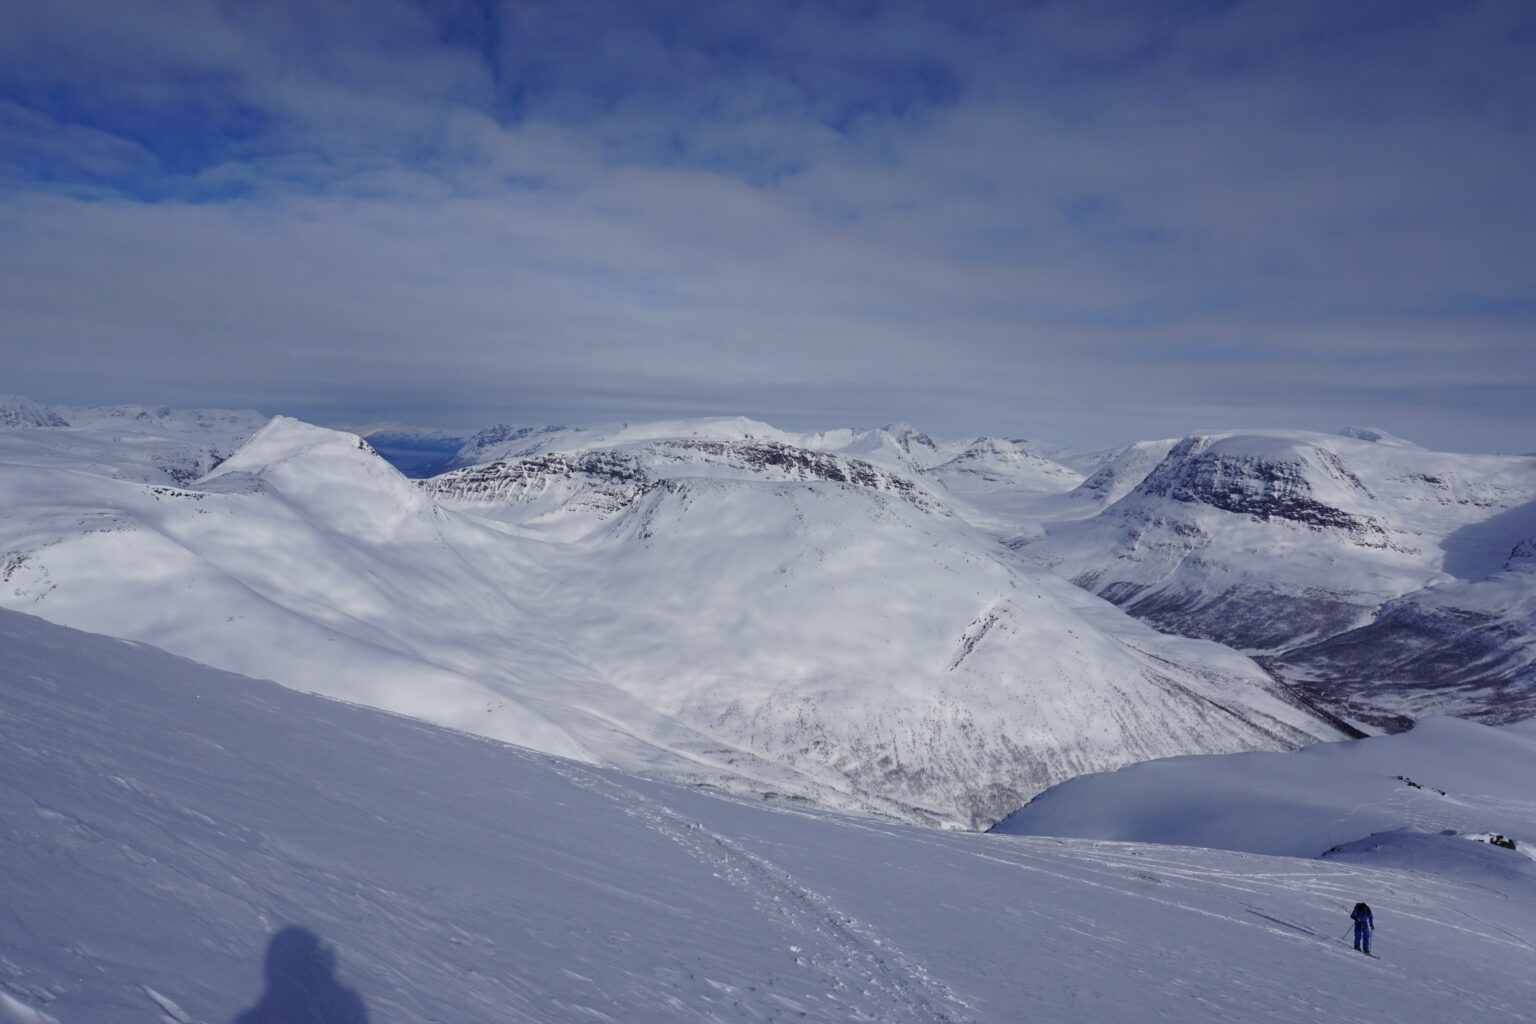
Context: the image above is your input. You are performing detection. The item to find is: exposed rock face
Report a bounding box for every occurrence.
[425,438,944,524]
[1137,437,1388,544]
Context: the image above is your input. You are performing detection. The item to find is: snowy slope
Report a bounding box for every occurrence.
[992,716,1536,862]
[1062,438,1180,513]
[0,397,267,485]
[1025,430,1536,655]
[4,609,1535,1024]
[0,417,1343,829]
[919,437,1084,540]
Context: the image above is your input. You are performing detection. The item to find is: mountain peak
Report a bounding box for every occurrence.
[1339,425,1421,447]
[0,394,69,429]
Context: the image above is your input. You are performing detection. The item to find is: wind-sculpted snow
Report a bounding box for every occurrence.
[0,416,1341,828]
[4,610,1535,1023]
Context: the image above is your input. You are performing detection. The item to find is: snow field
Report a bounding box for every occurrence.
[3,609,1534,1023]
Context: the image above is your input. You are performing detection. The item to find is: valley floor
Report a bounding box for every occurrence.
[3,610,1534,1023]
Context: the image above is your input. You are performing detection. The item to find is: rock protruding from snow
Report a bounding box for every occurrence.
[426,437,946,531]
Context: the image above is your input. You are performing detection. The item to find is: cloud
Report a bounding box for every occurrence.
[0,0,1532,450]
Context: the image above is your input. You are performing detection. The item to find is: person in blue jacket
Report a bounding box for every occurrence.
[1351,902,1374,954]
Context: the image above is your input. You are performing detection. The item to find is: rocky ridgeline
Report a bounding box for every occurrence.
[423,438,944,518]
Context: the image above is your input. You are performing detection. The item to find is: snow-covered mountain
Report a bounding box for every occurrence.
[1013,430,1536,728]
[0,414,1344,829]
[0,396,267,485]
[6,607,1535,1024]
[1338,425,1423,448]
[1022,432,1536,711]
[1063,438,1180,512]
[0,394,69,429]
[919,437,1084,538]
[6,398,1531,815]
[424,417,1088,546]
[421,415,1075,482]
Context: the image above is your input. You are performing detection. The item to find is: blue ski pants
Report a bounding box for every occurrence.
[1354,921,1371,952]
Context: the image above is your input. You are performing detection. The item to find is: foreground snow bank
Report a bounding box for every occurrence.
[3,610,1535,1023]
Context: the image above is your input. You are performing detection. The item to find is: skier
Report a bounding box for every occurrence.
[1350,901,1374,955]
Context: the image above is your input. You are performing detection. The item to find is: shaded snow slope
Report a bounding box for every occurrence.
[0,417,1341,829]
[993,716,1536,862]
[1270,540,1536,728]
[3,609,1534,1024]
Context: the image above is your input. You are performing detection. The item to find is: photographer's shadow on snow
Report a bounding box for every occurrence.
[232,926,370,1023]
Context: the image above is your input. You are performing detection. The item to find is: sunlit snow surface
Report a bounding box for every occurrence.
[3,610,1534,1024]
[0,416,1337,829]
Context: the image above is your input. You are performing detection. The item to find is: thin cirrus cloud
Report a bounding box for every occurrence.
[0,0,1532,451]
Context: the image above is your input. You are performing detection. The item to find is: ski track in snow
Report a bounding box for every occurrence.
[556,763,975,1023]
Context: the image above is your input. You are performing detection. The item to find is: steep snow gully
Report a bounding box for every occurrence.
[4,610,1536,1024]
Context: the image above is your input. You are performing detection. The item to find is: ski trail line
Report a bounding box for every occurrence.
[555,764,976,1024]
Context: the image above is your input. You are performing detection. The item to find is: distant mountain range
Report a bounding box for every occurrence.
[2,394,1531,826]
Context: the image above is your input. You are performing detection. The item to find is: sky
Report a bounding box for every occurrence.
[1,0,1533,451]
